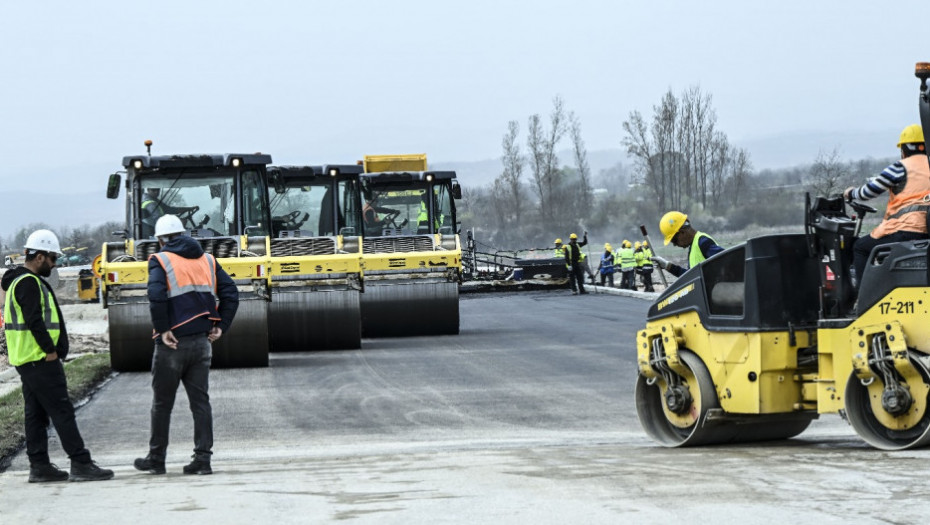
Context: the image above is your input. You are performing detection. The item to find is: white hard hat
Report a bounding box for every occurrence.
[24,229,63,255]
[155,214,185,237]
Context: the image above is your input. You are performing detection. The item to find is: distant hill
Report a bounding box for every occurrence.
[0,191,124,241]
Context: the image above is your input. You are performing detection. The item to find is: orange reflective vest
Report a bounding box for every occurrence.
[151,252,221,330]
[871,155,930,238]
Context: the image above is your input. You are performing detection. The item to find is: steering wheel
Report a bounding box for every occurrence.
[176,206,201,228]
[381,209,401,228]
[276,210,309,230]
[847,199,878,216]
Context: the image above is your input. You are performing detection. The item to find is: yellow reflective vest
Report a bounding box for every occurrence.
[3,273,61,366]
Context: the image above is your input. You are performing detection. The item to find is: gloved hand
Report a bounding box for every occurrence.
[651,256,669,270]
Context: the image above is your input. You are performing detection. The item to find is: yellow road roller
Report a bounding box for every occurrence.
[636,64,930,450]
[359,154,462,336]
[265,164,363,350]
[100,147,273,371]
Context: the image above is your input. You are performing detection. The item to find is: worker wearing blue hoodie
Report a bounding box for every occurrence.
[134,215,238,477]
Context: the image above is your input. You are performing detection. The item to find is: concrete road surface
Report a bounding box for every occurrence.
[2,290,930,524]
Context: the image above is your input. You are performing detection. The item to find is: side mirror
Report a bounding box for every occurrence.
[451,181,462,200]
[106,173,122,199]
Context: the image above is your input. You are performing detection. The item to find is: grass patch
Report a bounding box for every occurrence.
[0,353,112,468]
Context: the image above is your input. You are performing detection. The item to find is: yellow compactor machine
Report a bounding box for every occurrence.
[635,63,930,450]
[265,164,363,349]
[359,154,462,336]
[100,148,273,371]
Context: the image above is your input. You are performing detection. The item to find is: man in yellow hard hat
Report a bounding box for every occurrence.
[843,124,930,287]
[598,243,615,287]
[652,211,723,277]
[617,240,636,289]
[563,232,589,294]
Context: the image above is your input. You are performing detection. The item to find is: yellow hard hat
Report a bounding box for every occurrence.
[635,241,642,249]
[604,243,612,250]
[554,238,562,244]
[643,240,649,247]
[569,233,578,240]
[622,240,631,248]
[660,211,688,245]
[897,124,925,148]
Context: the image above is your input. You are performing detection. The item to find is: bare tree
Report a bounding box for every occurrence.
[527,96,569,226]
[708,131,730,208]
[499,120,525,224]
[622,110,663,208]
[569,111,592,212]
[729,147,753,206]
[652,89,679,209]
[808,148,848,197]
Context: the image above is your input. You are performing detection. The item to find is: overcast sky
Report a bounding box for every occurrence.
[1,1,926,194]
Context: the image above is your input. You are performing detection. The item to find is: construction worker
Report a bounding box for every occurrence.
[563,232,589,294]
[639,240,656,292]
[134,215,239,476]
[141,187,169,238]
[598,243,616,287]
[617,240,636,289]
[653,211,723,277]
[843,124,930,287]
[2,229,114,482]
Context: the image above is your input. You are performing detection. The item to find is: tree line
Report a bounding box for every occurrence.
[458,88,896,252]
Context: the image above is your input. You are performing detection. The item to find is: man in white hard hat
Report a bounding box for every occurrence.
[1,229,114,482]
[134,215,239,476]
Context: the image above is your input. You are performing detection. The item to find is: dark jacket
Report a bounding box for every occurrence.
[147,235,238,342]
[1,266,69,359]
[564,235,588,265]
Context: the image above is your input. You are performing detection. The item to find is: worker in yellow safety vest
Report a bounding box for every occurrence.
[653,211,723,277]
[2,229,114,483]
[638,240,656,292]
[616,240,636,289]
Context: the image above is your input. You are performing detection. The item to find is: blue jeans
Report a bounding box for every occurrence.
[148,334,213,461]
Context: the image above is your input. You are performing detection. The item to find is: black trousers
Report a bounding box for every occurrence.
[17,359,91,466]
[568,264,587,293]
[853,231,928,286]
[148,335,213,461]
[641,268,655,291]
[600,272,614,287]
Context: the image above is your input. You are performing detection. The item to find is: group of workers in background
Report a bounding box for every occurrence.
[551,207,725,295]
[553,233,657,294]
[549,123,930,297]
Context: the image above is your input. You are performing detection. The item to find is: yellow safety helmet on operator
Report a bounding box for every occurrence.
[569,233,578,240]
[604,243,612,251]
[622,240,631,248]
[897,124,925,148]
[554,238,562,245]
[635,241,642,249]
[660,211,688,245]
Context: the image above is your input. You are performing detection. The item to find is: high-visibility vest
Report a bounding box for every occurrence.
[417,201,442,230]
[640,247,654,271]
[634,249,645,267]
[871,155,930,238]
[151,252,221,330]
[618,247,636,270]
[689,232,717,268]
[3,273,61,366]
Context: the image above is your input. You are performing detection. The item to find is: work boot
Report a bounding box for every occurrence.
[70,461,114,482]
[183,456,212,475]
[28,463,69,483]
[134,456,166,475]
